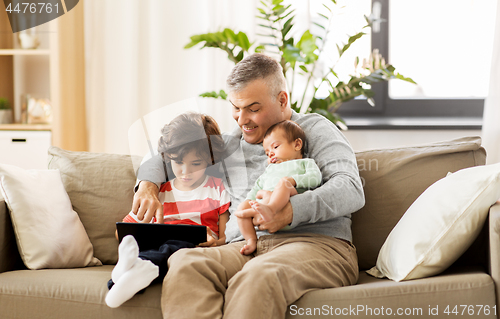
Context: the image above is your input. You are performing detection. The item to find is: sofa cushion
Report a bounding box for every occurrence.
[48,147,143,265]
[368,163,500,281]
[353,136,486,271]
[0,164,101,269]
[0,265,162,319]
[288,269,495,319]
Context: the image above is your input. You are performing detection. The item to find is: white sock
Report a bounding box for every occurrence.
[105,259,159,308]
[111,235,139,283]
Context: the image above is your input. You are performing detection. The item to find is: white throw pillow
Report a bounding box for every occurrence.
[367,162,500,281]
[0,164,101,269]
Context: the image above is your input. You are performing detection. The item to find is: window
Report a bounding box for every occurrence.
[337,0,497,129]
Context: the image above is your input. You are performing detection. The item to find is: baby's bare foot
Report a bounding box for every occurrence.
[250,202,274,222]
[240,239,257,255]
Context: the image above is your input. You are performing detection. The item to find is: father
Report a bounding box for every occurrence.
[133,53,365,319]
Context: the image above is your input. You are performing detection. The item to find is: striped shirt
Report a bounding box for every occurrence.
[124,175,230,237]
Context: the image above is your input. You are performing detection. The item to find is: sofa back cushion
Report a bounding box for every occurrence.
[353,136,486,271]
[48,147,142,265]
[46,137,486,268]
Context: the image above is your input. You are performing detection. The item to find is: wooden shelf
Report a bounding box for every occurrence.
[0,123,51,131]
[0,49,51,55]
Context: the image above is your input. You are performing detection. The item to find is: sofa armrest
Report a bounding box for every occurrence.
[0,198,22,273]
[488,201,500,318]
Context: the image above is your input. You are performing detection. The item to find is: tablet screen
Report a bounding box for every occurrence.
[116,222,207,251]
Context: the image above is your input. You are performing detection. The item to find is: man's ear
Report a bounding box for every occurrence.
[278,91,288,111]
[294,138,303,151]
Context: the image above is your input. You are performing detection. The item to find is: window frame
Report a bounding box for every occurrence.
[336,0,484,129]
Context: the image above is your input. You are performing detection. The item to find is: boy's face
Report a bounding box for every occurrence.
[170,149,208,191]
[263,128,303,165]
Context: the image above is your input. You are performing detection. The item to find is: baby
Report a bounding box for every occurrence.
[236,120,322,255]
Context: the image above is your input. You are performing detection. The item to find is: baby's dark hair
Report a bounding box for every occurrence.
[158,112,224,165]
[263,120,306,156]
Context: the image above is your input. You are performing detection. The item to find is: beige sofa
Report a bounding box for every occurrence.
[1,136,499,319]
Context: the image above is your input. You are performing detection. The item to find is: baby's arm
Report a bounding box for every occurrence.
[290,159,322,189]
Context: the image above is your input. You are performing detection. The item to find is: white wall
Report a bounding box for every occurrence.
[84,0,255,155]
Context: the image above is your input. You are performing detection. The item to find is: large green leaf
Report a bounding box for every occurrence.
[235,51,244,62]
[223,28,237,44]
[283,44,304,66]
[297,30,318,63]
[184,35,204,49]
[237,32,251,51]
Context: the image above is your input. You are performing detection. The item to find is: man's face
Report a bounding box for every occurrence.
[229,79,287,144]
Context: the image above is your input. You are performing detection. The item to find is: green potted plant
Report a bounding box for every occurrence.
[0,98,13,124]
[185,0,415,128]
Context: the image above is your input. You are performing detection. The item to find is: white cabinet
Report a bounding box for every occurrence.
[0,130,51,169]
[0,11,57,168]
[1,12,59,147]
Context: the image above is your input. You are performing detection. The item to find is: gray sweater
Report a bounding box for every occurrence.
[137,111,365,243]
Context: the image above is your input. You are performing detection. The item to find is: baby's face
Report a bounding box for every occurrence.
[263,128,302,165]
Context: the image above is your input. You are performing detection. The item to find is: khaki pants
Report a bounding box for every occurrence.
[162,233,358,319]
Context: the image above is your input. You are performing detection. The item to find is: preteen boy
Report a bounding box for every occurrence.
[105,112,230,308]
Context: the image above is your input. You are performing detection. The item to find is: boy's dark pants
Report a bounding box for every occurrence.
[107,240,195,290]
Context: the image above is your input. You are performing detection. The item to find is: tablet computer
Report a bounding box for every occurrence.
[116,222,207,251]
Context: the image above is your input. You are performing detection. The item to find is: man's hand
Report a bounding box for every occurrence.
[234,190,293,233]
[131,181,163,224]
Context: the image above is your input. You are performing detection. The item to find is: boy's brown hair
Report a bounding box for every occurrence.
[158,112,224,165]
[263,120,306,156]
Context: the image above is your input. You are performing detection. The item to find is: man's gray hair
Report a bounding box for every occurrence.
[226,53,287,99]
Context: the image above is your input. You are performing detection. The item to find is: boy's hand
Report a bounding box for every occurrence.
[132,181,163,224]
[198,237,216,247]
[198,227,226,247]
